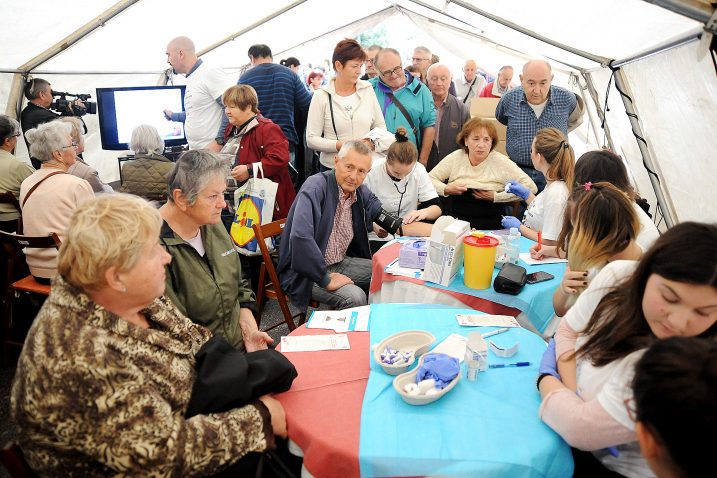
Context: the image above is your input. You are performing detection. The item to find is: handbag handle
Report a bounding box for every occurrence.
[252,161,265,179]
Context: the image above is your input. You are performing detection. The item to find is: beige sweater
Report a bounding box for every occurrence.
[19,168,94,278]
[0,150,34,221]
[428,149,537,202]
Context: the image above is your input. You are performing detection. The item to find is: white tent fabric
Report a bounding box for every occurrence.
[1,0,715,225]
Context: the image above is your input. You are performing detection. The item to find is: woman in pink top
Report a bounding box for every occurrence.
[20,121,93,282]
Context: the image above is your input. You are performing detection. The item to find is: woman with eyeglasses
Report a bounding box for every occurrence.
[306,38,387,171]
[20,121,93,282]
[537,222,717,477]
[0,115,34,233]
[363,127,441,253]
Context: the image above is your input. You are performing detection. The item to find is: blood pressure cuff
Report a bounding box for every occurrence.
[493,262,527,295]
[374,208,403,235]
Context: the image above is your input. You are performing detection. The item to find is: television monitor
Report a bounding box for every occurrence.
[96,85,186,150]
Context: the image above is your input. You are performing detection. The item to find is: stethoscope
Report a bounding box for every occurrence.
[386,162,415,217]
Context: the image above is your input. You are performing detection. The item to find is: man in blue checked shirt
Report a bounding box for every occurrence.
[496,60,584,193]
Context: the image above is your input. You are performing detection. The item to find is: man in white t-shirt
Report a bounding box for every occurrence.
[164,36,234,151]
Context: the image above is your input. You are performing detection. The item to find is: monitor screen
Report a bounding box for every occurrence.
[96,85,186,150]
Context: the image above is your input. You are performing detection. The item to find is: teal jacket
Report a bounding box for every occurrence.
[160,221,255,351]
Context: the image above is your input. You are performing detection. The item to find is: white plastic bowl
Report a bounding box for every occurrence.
[373,330,435,375]
[392,354,461,405]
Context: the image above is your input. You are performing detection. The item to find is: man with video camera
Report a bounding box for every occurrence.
[20,78,93,169]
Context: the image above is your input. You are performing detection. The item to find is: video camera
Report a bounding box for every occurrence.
[51,90,97,116]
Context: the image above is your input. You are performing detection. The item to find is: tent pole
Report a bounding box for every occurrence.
[196,0,308,57]
[574,74,603,147]
[641,0,713,23]
[611,32,701,68]
[449,0,610,65]
[582,72,616,151]
[612,69,678,227]
[16,0,140,73]
[4,74,26,119]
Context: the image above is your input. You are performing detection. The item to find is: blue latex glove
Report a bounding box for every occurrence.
[538,338,561,380]
[506,180,531,200]
[501,215,522,229]
[416,353,460,389]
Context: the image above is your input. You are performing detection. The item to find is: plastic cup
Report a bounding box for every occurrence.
[463,233,499,289]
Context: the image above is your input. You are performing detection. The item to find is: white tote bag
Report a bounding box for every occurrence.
[230,162,278,255]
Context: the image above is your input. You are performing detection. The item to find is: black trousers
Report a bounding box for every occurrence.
[451,192,504,230]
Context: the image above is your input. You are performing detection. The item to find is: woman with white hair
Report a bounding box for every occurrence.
[119,124,174,200]
[21,120,93,282]
[59,116,113,193]
[159,150,272,351]
[12,194,292,476]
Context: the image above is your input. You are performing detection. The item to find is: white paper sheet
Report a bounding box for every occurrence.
[280,334,350,352]
[306,306,370,332]
[519,253,568,265]
[455,314,521,327]
[430,333,467,363]
[384,258,423,279]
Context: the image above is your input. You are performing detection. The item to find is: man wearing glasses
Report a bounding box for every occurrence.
[370,48,436,168]
[360,45,382,80]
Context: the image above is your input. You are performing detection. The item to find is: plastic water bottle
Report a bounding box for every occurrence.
[505,227,521,265]
[465,332,488,381]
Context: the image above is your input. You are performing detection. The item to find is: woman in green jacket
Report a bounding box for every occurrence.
[159,150,272,351]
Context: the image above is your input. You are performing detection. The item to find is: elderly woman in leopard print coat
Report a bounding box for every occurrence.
[10,194,289,477]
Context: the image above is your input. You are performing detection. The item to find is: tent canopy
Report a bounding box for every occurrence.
[2,0,716,225]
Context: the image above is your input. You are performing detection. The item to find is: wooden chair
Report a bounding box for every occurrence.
[0,192,23,234]
[0,231,61,364]
[0,443,37,478]
[252,220,316,332]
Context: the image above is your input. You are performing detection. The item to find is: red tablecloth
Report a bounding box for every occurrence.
[275,327,369,478]
[370,242,521,317]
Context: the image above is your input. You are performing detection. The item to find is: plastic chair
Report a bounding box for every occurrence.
[252,220,316,331]
[0,192,23,234]
[0,443,37,478]
[0,231,60,364]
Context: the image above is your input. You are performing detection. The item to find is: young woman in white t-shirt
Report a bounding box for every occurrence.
[552,182,643,316]
[363,127,442,253]
[538,222,717,477]
[501,127,574,244]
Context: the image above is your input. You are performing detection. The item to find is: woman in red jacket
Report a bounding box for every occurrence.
[221,84,296,220]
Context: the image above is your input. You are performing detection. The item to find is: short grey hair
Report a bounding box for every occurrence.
[166,150,228,205]
[337,140,371,159]
[499,65,514,73]
[130,124,165,155]
[25,121,72,164]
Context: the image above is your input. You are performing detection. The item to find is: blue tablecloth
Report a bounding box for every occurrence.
[425,236,566,333]
[359,304,573,478]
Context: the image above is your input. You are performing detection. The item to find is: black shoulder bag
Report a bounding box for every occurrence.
[462,77,477,104]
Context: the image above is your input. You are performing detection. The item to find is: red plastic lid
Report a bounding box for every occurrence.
[464,234,499,248]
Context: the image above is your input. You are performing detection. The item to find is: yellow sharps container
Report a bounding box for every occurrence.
[463,233,499,289]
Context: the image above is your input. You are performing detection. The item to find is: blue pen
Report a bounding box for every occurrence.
[488,361,531,368]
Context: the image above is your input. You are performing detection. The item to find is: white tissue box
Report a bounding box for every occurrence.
[398,239,427,269]
[421,217,471,286]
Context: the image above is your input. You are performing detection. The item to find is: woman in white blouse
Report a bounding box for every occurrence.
[306,38,387,171]
[428,117,536,229]
[500,127,574,244]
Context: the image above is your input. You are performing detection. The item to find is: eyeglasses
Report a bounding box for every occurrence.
[412,57,430,63]
[380,66,404,78]
[11,133,21,138]
[61,141,78,150]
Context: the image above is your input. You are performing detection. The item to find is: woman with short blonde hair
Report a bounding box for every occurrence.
[12,194,290,476]
[429,117,536,229]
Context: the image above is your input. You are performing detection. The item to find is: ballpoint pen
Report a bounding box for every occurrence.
[537,231,542,252]
[481,327,509,338]
[488,362,531,368]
